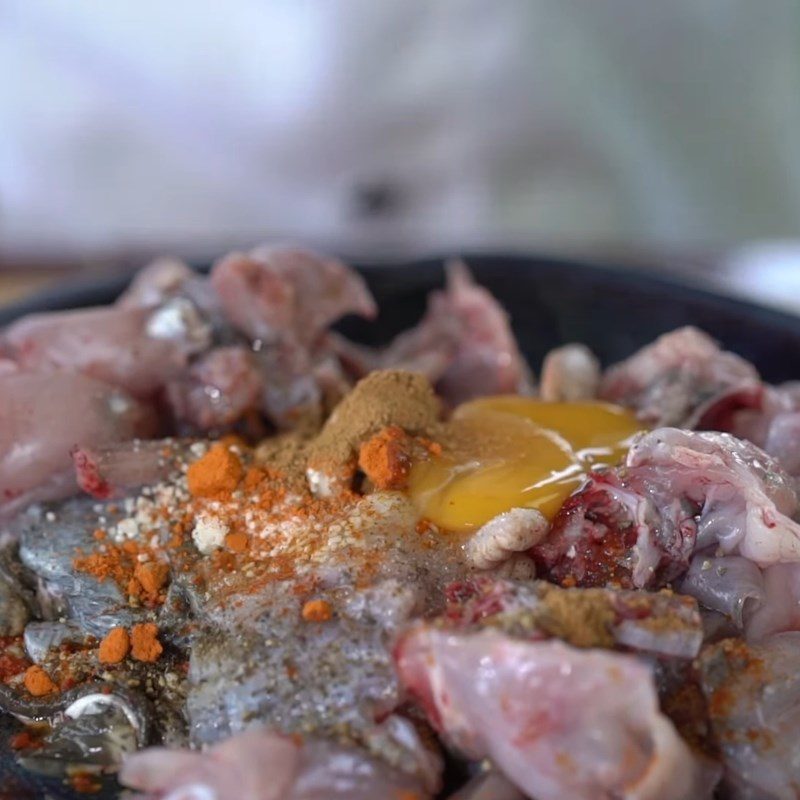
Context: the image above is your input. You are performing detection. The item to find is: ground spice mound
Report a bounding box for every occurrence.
[187,444,244,499]
[535,584,615,648]
[130,623,163,663]
[23,665,58,697]
[254,433,313,488]
[307,370,441,484]
[98,627,130,665]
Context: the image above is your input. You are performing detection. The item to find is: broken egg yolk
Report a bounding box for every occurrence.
[407,396,643,532]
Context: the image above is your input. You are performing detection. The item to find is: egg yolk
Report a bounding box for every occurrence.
[407,396,643,532]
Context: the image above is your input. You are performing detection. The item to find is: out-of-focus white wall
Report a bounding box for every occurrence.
[1,0,799,260]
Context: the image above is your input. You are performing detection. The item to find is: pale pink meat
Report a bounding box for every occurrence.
[119,728,430,800]
[166,346,263,430]
[744,563,800,641]
[715,382,800,476]
[627,429,800,566]
[3,304,206,397]
[0,372,156,515]
[116,257,195,309]
[600,327,760,426]
[381,260,534,404]
[761,411,800,476]
[210,246,377,347]
[395,627,716,800]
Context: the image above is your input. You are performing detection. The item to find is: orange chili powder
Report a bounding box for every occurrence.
[98,627,130,665]
[74,544,132,587]
[301,599,333,623]
[358,426,412,490]
[23,665,58,697]
[225,531,249,552]
[130,623,163,663]
[187,444,243,499]
[133,561,170,596]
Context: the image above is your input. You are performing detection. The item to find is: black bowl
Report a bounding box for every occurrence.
[1,253,799,799]
[3,253,800,380]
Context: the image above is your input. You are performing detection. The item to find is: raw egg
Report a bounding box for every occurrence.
[407,396,643,532]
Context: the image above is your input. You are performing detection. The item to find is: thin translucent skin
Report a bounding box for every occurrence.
[396,628,716,800]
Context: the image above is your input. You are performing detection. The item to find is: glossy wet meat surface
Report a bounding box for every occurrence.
[5,249,800,799]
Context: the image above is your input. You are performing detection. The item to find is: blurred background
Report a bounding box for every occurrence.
[1,0,799,308]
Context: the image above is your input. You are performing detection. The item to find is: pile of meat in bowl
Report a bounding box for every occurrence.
[1,244,799,800]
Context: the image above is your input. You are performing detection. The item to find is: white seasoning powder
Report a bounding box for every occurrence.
[192,514,229,555]
[114,518,140,541]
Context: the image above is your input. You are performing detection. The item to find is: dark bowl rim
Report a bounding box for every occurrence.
[1,251,798,335]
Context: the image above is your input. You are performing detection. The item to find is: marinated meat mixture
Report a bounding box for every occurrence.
[1,245,799,799]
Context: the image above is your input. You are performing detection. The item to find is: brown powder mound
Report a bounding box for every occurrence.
[98,627,130,665]
[534,584,615,649]
[307,370,441,487]
[253,433,311,489]
[130,623,163,663]
[187,444,244,498]
[23,665,58,697]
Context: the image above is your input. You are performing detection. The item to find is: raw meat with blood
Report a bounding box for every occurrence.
[534,428,800,589]
[71,440,179,500]
[0,372,156,516]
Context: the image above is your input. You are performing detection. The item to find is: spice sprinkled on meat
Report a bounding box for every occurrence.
[7,243,800,799]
